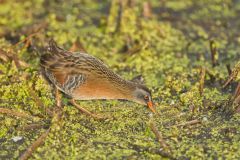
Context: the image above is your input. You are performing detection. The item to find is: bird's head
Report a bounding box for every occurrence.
[131,84,156,113]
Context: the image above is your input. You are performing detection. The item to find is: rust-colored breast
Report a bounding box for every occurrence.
[72,73,130,100]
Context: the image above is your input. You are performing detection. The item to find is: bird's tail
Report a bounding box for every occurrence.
[40,39,70,68]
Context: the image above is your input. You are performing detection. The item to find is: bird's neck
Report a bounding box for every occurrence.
[111,80,136,100]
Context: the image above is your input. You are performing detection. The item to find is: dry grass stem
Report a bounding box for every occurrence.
[199,67,206,96]
[174,119,201,127]
[19,128,50,160]
[0,108,37,120]
[149,121,171,153]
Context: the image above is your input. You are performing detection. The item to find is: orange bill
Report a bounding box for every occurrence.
[147,101,156,113]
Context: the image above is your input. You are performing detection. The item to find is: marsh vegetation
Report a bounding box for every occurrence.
[0,0,240,159]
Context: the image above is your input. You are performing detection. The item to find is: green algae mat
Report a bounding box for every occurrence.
[0,0,240,159]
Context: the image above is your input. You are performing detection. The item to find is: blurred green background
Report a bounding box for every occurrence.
[0,0,240,159]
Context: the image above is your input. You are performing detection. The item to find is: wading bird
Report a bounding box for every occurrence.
[40,40,156,119]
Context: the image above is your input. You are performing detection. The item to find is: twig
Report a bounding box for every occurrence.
[17,123,48,131]
[209,40,218,67]
[223,62,240,88]
[199,67,206,96]
[232,83,240,107]
[0,108,37,120]
[174,119,201,127]
[0,49,29,68]
[235,104,240,113]
[19,86,63,159]
[70,99,108,120]
[223,76,234,88]
[149,121,171,153]
[233,83,240,100]
[11,32,38,50]
[19,128,50,160]
[18,103,62,159]
[93,141,175,159]
[129,143,175,159]
[233,84,240,112]
[234,95,240,105]
[143,1,152,18]
[11,21,46,50]
[69,37,87,52]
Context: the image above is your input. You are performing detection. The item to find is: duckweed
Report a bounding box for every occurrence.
[0,0,240,159]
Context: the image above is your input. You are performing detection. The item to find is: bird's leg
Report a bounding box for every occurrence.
[70,99,108,120]
[55,88,62,107]
[54,88,63,120]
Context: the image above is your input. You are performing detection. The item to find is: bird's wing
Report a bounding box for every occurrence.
[41,54,87,92]
[40,40,88,89]
[40,39,115,94]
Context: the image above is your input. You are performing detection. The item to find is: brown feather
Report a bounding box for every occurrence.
[40,40,143,101]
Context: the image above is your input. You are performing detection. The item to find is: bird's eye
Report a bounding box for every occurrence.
[144,95,149,100]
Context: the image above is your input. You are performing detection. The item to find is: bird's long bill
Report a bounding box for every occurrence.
[147,101,156,113]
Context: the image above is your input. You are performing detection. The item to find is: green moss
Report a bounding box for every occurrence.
[0,0,240,159]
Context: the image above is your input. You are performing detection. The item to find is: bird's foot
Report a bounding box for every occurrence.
[70,99,109,120]
[89,113,109,120]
